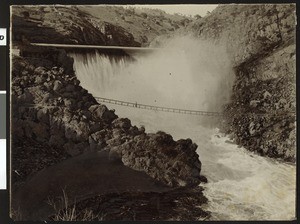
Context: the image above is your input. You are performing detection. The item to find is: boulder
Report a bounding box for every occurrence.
[53,80,63,91]
[112,118,132,130]
[117,131,201,187]
[88,136,98,150]
[49,134,66,147]
[129,126,140,136]
[263,91,272,99]
[250,100,260,107]
[18,91,34,103]
[106,136,125,147]
[41,93,52,104]
[63,98,75,108]
[64,120,90,143]
[80,110,91,120]
[62,92,74,98]
[91,130,106,142]
[35,75,46,85]
[249,121,256,135]
[89,122,103,133]
[66,84,75,92]
[88,104,117,123]
[43,81,53,91]
[34,66,47,75]
[37,108,49,124]
[138,126,145,133]
[64,126,78,142]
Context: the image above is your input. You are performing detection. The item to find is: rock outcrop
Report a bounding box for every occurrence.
[183,4,296,162]
[186,4,295,66]
[12,5,192,47]
[11,49,202,188]
[10,5,207,221]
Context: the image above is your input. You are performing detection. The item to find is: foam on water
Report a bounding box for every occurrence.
[70,36,296,220]
[200,133,296,220]
[106,108,296,220]
[70,36,234,112]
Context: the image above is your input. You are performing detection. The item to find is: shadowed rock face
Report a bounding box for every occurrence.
[11,5,192,47]
[186,4,295,66]
[180,4,296,162]
[10,5,205,221]
[11,50,203,191]
[11,9,139,47]
[11,151,173,220]
[222,44,296,162]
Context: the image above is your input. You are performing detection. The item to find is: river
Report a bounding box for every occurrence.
[109,107,296,220]
[70,37,296,220]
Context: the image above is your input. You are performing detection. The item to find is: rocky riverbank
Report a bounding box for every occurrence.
[11,4,296,221]
[12,5,191,47]
[11,48,203,187]
[222,42,296,162]
[11,5,208,221]
[185,4,296,162]
[11,46,208,220]
[12,150,208,221]
[150,4,296,162]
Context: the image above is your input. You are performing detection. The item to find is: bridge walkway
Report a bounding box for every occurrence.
[94,97,222,117]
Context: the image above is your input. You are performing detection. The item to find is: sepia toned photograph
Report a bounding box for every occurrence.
[10,4,296,221]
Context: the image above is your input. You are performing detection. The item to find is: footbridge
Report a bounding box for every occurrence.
[94,97,223,117]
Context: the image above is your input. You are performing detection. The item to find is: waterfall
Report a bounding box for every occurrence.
[69,37,235,113]
[69,36,295,220]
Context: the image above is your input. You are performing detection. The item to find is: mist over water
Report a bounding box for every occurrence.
[70,36,296,220]
[70,37,234,112]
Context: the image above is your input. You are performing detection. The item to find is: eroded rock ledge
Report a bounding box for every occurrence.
[11,49,202,189]
[184,4,296,162]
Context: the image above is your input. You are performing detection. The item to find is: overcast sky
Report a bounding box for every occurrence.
[125,4,218,17]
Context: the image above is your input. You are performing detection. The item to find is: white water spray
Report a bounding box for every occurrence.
[70,36,296,220]
[70,37,234,112]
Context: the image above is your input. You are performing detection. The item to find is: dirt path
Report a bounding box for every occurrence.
[12,151,172,220]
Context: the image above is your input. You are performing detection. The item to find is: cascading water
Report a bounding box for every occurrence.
[70,37,234,112]
[69,37,296,220]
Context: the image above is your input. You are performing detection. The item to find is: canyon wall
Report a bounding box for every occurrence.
[11,49,203,189]
[11,6,204,189]
[12,5,191,46]
[185,4,296,161]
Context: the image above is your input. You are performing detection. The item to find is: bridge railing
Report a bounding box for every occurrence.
[94,97,223,117]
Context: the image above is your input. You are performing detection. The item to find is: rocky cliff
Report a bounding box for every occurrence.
[11,49,202,189]
[11,5,203,189]
[11,6,208,220]
[185,4,296,162]
[12,5,191,47]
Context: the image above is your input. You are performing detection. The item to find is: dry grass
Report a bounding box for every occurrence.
[48,190,102,221]
[10,206,23,221]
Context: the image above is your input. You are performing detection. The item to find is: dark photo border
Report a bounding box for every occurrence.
[1,0,298,223]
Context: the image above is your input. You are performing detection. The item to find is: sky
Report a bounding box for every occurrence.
[125,4,218,17]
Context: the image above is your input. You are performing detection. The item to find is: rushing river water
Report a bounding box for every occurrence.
[103,106,296,220]
[70,37,296,220]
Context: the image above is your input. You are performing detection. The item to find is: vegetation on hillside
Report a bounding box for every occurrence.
[12,5,193,47]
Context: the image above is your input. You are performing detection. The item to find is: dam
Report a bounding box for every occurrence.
[12,38,296,221]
